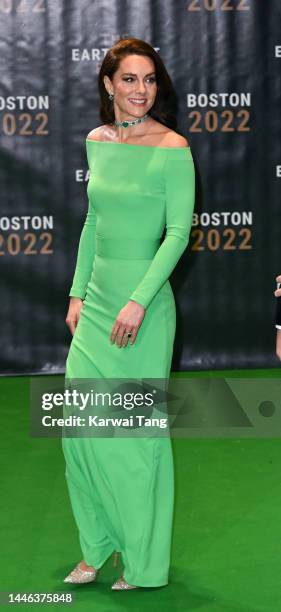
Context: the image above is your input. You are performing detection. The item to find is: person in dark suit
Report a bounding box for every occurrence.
[274,275,281,359]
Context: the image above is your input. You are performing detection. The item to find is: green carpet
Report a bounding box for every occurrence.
[1,371,281,611]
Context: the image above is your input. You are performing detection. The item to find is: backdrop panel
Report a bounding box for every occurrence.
[0,0,280,374]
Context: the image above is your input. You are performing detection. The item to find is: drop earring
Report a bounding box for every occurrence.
[108,92,114,100]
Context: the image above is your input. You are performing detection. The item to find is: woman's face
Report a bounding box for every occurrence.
[104,54,158,119]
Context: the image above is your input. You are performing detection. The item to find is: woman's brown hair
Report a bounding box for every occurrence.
[98,37,179,131]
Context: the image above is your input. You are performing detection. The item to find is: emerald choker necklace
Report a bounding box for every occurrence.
[114,113,150,128]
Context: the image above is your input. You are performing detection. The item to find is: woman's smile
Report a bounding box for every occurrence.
[128,98,147,106]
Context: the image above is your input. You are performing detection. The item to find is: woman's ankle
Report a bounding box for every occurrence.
[79,560,96,571]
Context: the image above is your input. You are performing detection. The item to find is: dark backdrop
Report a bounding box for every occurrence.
[1,0,280,374]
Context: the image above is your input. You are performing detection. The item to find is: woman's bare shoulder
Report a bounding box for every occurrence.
[86,124,189,148]
[86,126,104,141]
[86,125,113,142]
[160,129,190,148]
[146,121,190,148]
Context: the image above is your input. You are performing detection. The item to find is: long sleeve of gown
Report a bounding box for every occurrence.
[69,198,97,299]
[129,147,195,309]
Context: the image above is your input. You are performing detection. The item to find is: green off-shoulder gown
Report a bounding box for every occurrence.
[62,138,195,587]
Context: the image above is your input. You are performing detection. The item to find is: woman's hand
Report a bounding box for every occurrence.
[110,300,146,348]
[274,276,281,360]
[274,275,281,298]
[65,297,84,336]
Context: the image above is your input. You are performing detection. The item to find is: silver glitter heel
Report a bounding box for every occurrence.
[111,574,138,590]
[64,562,98,584]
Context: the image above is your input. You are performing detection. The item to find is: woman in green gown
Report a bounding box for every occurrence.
[63,37,195,590]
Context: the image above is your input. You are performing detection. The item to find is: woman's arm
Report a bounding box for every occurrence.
[129,148,195,309]
[69,198,97,299]
[275,279,281,329]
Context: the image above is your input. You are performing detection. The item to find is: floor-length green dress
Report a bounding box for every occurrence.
[62,138,195,587]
